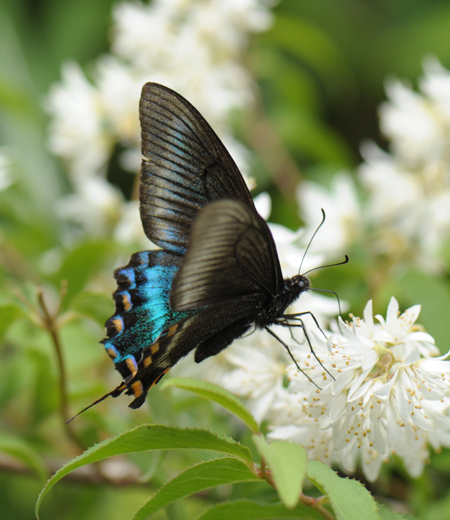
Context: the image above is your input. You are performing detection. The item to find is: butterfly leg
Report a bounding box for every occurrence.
[264,327,320,389]
[282,311,327,340]
[278,319,335,381]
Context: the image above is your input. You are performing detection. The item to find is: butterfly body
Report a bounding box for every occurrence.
[99,83,312,410]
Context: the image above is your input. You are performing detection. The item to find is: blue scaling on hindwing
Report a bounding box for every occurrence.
[102,250,193,381]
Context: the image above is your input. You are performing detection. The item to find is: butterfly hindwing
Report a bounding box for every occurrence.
[139,83,254,253]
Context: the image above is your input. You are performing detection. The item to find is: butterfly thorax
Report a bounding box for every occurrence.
[255,274,310,327]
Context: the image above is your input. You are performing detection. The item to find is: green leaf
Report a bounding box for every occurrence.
[253,436,307,509]
[263,15,354,99]
[307,461,379,520]
[377,502,407,520]
[0,303,25,343]
[133,457,260,520]
[36,424,253,518]
[0,433,48,480]
[162,378,260,433]
[195,499,323,520]
[70,290,113,326]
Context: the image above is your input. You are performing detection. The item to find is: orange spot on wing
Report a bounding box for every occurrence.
[122,293,132,311]
[131,381,143,399]
[107,348,118,359]
[112,318,123,333]
[126,357,138,377]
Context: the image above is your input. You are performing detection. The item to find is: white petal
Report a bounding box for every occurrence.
[362,349,379,371]
[363,300,374,328]
[329,392,348,422]
[374,370,399,398]
[404,347,421,366]
[386,297,400,328]
[386,400,401,446]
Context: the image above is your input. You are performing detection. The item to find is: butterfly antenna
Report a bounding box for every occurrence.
[301,255,349,279]
[65,383,126,424]
[298,208,326,275]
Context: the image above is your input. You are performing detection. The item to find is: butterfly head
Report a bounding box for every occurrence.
[288,274,310,300]
[264,274,310,323]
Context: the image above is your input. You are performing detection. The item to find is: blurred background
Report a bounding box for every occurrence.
[2,0,450,518]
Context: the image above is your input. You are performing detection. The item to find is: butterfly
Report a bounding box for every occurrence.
[77,83,314,416]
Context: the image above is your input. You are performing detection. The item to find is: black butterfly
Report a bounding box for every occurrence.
[83,83,314,414]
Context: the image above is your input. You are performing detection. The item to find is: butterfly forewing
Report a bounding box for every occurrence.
[139,83,254,253]
[170,199,283,312]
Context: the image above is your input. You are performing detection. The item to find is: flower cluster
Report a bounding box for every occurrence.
[360,58,450,273]
[216,297,450,481]
[299,58,450,274]
[46,0,274,238]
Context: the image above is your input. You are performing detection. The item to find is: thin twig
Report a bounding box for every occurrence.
[301,494,335,520]
[36,285,85,454]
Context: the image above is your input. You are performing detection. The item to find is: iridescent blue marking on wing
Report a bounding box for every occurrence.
[102,250,194,381]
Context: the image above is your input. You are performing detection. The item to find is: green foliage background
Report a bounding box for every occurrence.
[2,1,450,519]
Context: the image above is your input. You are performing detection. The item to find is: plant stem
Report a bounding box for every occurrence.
[37,285,85,453]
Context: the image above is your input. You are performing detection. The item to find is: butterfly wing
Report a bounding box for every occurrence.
[171,198,283,311]
[109,199,284,409]
[139,83,254,253]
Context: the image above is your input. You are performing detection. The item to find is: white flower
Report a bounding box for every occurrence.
[96,56,148,145]
[268,297,450,481]
[45,62,109,178]
[297,172,361,260]
[379,79,445,167]
[220,331,289,423]
[360,142,450,273]
[360,58,450,272]
[421,57,450,121]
